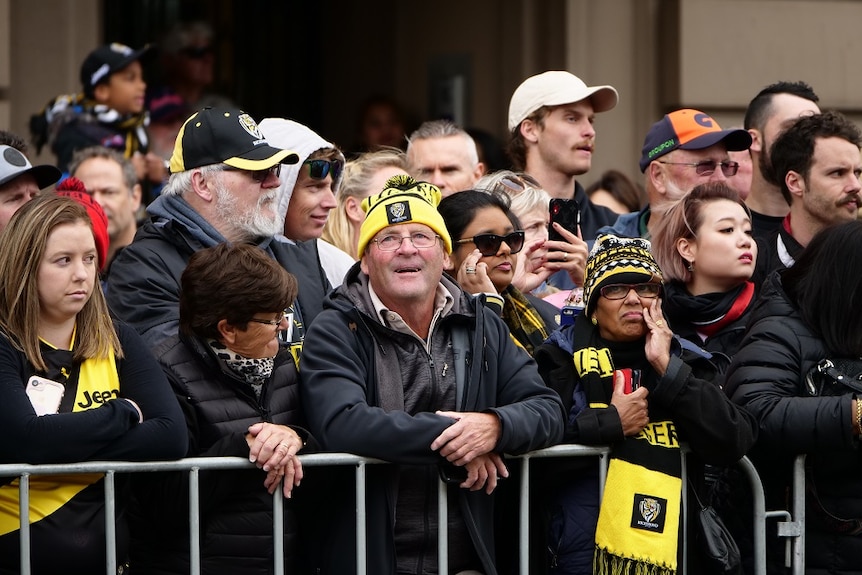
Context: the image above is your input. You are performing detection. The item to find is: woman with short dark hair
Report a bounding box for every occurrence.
[130,242,314,575]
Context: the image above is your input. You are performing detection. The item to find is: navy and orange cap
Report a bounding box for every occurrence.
[169,107,299,174]
[639,109,752,172]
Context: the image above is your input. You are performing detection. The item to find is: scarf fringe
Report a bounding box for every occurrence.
[593,545,676,575]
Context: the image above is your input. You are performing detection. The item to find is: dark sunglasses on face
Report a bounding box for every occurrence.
[456,231,525,256]
[223,164,281,182]
[600,283,662,300]
[304,159,344,181]
[657,159,740,177]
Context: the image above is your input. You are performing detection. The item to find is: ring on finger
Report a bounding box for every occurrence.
[465,266,477,274]
[655,320,665,327]
[563,253,568,261]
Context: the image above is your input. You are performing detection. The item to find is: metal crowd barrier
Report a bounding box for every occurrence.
[0,448,802,575]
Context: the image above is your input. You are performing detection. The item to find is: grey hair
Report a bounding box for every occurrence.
[161,163,224,197]
[69,146,137,192]
[406,119,480,166]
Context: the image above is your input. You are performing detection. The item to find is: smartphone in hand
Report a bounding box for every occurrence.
[549,199,580,242]
[26,375,65,416]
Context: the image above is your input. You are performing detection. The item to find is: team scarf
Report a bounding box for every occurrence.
[567,315,682,575]
[0,330,119,535]
[500,284,550,356]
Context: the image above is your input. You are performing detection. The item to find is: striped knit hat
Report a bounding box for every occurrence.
[583,234,663,315]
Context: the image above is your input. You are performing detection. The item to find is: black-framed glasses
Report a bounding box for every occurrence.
[456,231,525,256]
[304,159,344,181]
[248,310,289,326]
[372,232,440,251]
[496,173,542,194]
[223,164,281,182]
[600,283,662,300]
[657,160,739,177]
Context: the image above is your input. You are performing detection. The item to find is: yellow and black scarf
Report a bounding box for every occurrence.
[0,332,119,535]
[500,285,550,356]
[568,315,682,575]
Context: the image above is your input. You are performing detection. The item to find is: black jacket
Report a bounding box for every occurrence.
[298,265,565,575]
[726,272,862,575]
[105,195,330,349]
[130,335,313,575]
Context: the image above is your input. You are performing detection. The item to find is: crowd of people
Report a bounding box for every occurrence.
[0,27,860,575]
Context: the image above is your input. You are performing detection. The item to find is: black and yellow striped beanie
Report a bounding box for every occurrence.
[583,234,663,315]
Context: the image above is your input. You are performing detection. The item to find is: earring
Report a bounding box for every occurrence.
[591,316,598,326]
[686,261,693,272]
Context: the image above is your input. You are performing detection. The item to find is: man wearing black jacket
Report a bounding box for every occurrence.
[106,107,330,356]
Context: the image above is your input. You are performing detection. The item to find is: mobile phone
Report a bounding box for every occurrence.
[26,375,65,416]
[617,368,642,394]
[438,463,469,485]
[549,199,580,242]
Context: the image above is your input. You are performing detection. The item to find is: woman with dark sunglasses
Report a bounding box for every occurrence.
[438,189,559,356]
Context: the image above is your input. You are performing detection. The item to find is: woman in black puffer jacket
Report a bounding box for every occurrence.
[129,243,316,575]
[725,221,862,575]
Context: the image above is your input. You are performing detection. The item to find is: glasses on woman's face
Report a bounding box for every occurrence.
[223,164,281,182]
[600,283,662,300]
[455,231,526,256]
[248,310,289,327]
[304,159,344,181]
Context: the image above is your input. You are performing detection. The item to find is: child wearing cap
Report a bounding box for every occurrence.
[30,43,166,186]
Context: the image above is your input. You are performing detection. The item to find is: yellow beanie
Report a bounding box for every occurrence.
[357,175,453,256]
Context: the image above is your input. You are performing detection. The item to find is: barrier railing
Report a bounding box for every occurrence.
[0,447,798,575]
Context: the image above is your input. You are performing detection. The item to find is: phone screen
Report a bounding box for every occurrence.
[549,199,580,242]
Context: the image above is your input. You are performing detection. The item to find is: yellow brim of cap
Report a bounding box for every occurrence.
[223,148,299,171]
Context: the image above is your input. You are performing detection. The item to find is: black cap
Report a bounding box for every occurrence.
[80,43,150,97]
[169,107,300,173]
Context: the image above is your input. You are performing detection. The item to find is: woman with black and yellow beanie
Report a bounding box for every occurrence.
[532,233,756,575]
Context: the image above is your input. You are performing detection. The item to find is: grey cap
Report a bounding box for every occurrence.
[0,146,62,189]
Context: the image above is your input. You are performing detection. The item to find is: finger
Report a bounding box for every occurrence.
[430,418,462,451]
[612,370,625,395]
[461,464,478,490]
[472,462,489,492]
[493,455,510,480]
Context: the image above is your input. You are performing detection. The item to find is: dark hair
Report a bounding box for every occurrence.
[506,108,550,171]
[770,111,862,204]
[781,220,862,357]
[585,169,646,213]
[743,81,820,131]
[437,189,520,243]
[179,243,298,340]
[0,130,27,154]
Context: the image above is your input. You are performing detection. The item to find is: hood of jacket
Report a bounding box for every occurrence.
[258,118,345,230]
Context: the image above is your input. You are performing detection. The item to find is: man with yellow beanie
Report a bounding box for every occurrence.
[299,175,564,575]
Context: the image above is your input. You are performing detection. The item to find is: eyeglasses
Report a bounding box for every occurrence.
[600,283,662,300]
[456,231,525,256]
[248,310,289,326]
[223,164,281,182]
[657,160,740,177]
[496,173,542,194]
[372,232,440,251]
[304,159,344,181]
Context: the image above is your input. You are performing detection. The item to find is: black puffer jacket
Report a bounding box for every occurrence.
[726,272,862,575]
[129,335,313,575]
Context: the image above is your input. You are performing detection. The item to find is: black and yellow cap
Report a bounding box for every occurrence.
[169,107,299,174]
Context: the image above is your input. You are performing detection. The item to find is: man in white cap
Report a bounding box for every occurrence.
[507,70,619,243]
[0,134,62,233]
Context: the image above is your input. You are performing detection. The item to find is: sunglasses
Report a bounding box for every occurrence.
[600,283,662,300]
[456,231,525,256]
[657,160,740,177]
[496,173,542,194]
[304,159,344,181]
[223,164,281,183]
[248,310,289,327]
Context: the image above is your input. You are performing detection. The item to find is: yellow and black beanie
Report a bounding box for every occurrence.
[357,175,452,256]
[583,234,663,315]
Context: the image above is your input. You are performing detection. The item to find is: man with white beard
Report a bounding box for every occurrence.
[600,108,752,240]
[106,107,328,354]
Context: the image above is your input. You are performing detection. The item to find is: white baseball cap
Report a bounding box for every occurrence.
[508,71,619,131]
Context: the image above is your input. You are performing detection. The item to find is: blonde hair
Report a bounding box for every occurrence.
[476,170,551,222]
[0,195,121,371]
[322,147,407,258]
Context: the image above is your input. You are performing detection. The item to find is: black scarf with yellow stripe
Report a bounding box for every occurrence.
[500,284,550,356]
[568,314,682,575]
